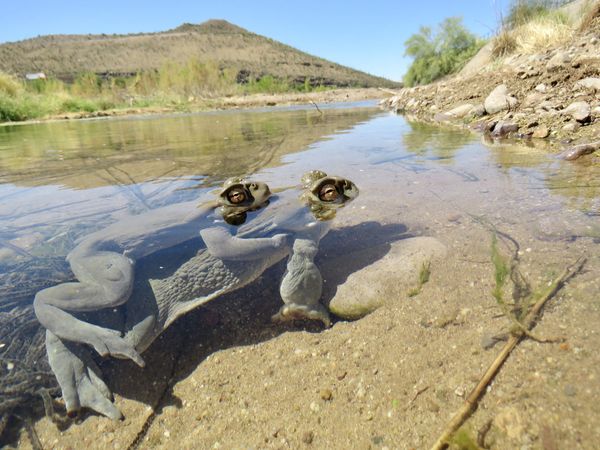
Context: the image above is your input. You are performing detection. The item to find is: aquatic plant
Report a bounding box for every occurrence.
[407,260,431,297]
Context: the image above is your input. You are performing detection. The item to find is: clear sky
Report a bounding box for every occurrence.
[1,0,511,82]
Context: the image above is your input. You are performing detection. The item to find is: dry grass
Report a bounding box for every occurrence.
[578,1,600,31]
[493,10,574,56]
[513,14,573,53]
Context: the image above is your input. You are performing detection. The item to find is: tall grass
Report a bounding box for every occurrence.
[0,59,329,122]
[493,0,575,57]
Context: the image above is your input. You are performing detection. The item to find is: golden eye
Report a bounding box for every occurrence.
[319,184,339,202]
[227,188,246,204]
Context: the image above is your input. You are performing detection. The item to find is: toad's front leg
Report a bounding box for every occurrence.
[274,238,331,327]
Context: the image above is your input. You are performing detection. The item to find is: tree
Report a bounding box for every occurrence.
[403,17,485,87]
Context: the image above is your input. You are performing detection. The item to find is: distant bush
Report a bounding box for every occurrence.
[244,75,291,94]
[403,17,485,87]
[0,72,22,97]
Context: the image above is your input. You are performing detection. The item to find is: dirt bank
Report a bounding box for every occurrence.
[381,13,600,163]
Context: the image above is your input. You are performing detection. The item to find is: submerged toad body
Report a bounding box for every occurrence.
[34,170,358,419]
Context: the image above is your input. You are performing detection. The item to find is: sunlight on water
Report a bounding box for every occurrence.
[0,104,598,440]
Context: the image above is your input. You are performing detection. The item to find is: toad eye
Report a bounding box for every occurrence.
[250,183,258,190]
[227,188,247,204]
[318,184,339,202]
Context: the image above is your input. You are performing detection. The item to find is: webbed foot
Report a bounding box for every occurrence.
[46,331,123,420]
[90,328,145,367]
[272,303,331,327]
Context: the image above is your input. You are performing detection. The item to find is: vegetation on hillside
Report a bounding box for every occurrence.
[0,19,399,123]
[0,20,397,91]
[403,17,485,87]
[0,59,337,122]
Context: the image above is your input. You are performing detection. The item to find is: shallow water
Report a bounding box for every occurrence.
[1,102,599,441]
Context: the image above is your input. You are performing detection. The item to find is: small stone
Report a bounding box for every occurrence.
[491,121,519,137]
[546,51,571,71]
[302,431,314,444]
[319,389,333,401]
[532,125,550,138]
[535,83,547,93]
[445,103,474,119]
[562,122,580,133]
[564,385,577,397]
[484,84,518,115]
[309,401,320,413]
[336,371,347,381]
[564,101,591,123]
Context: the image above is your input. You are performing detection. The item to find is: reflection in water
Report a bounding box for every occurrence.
[0,104,599,441]
[0,109,374,189]
[401,119,475,162]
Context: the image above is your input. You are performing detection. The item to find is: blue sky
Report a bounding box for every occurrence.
[1,1,510,81]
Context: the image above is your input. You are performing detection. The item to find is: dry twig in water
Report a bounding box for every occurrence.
[430,256,586,450]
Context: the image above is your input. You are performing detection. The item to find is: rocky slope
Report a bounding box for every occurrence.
[381,7,600,162]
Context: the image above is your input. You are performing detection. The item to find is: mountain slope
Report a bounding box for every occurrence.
[0,20,399,88]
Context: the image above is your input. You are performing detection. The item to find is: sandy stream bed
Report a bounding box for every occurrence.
[13,160,600,450]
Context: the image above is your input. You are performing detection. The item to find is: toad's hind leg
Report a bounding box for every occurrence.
[45,331,123,420]
[274,239,331,327]
[34,251,144,366]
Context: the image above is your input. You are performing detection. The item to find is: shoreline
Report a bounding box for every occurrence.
[0,88,389,127]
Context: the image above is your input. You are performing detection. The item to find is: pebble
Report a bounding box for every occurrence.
[319,388,333,401]
[562,122,580,132]
[309,401,320,413]
[564,385,577,397]
[564,101,591,123]
[532,125,550,138]
[302,431,314,444]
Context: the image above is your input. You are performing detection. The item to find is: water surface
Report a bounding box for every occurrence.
[1,103,598,439]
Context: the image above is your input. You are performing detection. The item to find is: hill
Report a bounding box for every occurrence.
[0,20,399,88]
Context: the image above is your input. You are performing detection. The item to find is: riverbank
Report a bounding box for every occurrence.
[0,88,388,126]
[381,8,600,162]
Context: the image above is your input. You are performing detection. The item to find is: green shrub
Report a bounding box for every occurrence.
[0,72,22,97]
[71,72,102,96]
[245,75,290,94]
[0,92,55,121]
[403,17,485,87]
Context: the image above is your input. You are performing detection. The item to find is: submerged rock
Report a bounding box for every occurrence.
[491,121,519,138]
[326,237,447,319]
[560,141,600,160]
